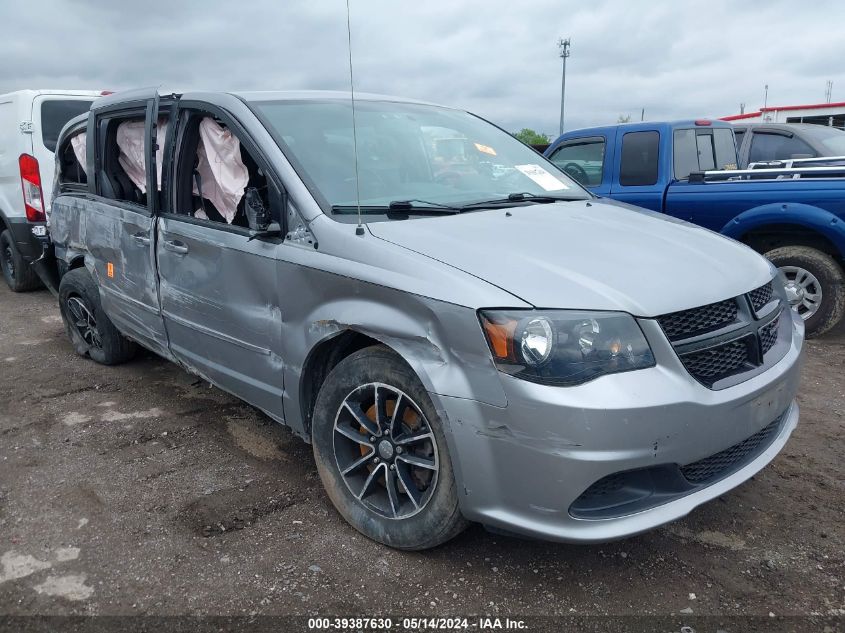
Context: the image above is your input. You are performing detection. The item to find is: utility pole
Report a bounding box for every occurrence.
[763,84,769,110]
[825,80,833,103]
[557,37,571,136]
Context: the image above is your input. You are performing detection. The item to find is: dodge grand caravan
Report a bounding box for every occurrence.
[48,89,804,549]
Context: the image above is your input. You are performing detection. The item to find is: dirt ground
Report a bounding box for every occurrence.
[0,284,843,628]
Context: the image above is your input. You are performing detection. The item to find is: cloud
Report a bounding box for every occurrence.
[1,0,842,136]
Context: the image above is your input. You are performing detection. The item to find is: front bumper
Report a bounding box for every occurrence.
[434,309,804,543]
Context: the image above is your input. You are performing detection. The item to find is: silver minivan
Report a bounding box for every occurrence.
[49,89,804,549]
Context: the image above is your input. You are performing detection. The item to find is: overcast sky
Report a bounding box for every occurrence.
[2,0,843,137]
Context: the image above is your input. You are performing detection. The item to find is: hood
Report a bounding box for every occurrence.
[367,200,773,316]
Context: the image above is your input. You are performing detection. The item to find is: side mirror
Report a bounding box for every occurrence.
[245,187,272,232]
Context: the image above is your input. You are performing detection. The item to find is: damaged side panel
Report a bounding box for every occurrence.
[156,216,286,422]
[277,255,510,438]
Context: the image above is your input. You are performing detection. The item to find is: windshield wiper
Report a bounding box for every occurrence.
[457,192,586,209]
[331,200,463,216]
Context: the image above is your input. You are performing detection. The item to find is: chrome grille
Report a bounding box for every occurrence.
[748,281,774,313]
[657,299,738,341]
[681,416,782,484]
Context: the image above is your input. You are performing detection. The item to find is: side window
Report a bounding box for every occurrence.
[97,115,147,205]
[548,138,605,186]
[173,111,273,229]
[56,130,88,190]
[749,132,817,164]
[619,131,659,186]
[97,111,169,208]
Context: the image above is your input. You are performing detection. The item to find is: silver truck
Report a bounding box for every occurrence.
[48,89,804,549]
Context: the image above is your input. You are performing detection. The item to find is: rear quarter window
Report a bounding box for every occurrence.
[619,131,659,186]
[40,100,94,152]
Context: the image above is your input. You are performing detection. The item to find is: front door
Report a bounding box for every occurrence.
[156,105,285,420]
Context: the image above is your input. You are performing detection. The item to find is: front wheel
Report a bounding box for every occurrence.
[765,245,845,337]
[312,345,467,550]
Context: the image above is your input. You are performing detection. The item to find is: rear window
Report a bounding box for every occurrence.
[673,128,737,179]
[40,100,94,152]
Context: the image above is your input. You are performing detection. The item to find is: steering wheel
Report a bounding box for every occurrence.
[562,162,589,186]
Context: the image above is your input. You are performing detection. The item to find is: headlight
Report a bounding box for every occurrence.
[479,309,655,386]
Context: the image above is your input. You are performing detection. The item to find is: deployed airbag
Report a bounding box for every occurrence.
[115,119,168,193]
[70,133,87,175]
[193,118,249,223]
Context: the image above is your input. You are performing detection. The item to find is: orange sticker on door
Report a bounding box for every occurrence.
[107,262,114,278]
[474,142,497,156]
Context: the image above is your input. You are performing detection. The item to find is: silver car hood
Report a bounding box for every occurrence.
[367,200,773,316]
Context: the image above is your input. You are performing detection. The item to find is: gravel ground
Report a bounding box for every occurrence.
[0,284,843,629]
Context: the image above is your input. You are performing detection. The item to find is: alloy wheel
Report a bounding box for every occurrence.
[332,382,439,520]
[66,296,103,349]
[780,265,823,320]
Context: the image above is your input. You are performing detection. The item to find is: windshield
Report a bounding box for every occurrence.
[251,99,588,217]
[799,125,845,155]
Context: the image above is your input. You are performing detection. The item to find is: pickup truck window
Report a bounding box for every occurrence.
[98,115,148,206]
[673,128,737,179]
[548,138,605,187]
[749,132,816,163]
[250,99,586,216]
[619,131,659,186]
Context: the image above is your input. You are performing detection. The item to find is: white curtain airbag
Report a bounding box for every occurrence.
[193,117,249,224]
[70,132,87,175]
[115,119,168,193]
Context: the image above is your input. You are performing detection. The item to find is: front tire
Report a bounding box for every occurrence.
[765,246,845,338]
[0,229,41,292]
[58,268,136,365]
[312,345,467,550]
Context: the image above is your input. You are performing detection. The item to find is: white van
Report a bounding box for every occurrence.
[0,89,100,291]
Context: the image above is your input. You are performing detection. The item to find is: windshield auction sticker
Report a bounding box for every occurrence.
[514,164,570,190]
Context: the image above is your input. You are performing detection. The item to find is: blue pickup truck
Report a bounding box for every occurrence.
[545,120,845,336]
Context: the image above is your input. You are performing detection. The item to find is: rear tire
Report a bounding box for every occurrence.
[0,229,42,292]
[58,267,136,365]
[312,345,468,550]
[765,245,845,338]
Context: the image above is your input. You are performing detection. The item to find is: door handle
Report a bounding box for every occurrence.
[132,233,150,246]
[164,240,189,255]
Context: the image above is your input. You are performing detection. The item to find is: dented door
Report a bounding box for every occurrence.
[156,217,285,421]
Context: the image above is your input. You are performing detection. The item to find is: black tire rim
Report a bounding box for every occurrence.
[2,244,14,280]
[66,296,103,350]
[332,382,439,520]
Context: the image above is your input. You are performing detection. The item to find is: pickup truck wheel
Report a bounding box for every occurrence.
[765,246,845,338]
[311,345,468,550]
[0,229,41,292]
[58,268,136,365]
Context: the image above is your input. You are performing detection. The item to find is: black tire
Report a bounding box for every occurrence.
[765,245,845,338]
[58,267,136,365]
[0,229,42,292]
[312,345,468,550]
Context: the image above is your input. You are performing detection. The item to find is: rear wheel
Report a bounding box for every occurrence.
[0,229,41,292]
[765,245,845,337]
[312,346,467,549]
[58,268,136,365]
